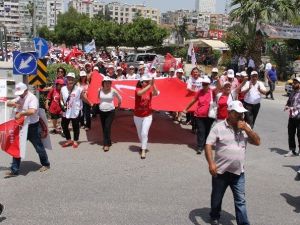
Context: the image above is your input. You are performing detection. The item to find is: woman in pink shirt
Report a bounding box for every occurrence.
[184,76,217,154]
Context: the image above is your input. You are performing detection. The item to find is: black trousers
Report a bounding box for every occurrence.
[80,102,91,128]
[61,116,80,141]
[195,117,214,150]
[99,110,115,146]
[243,102,260,129]
[288,117,300,152]
[266,81,276,99]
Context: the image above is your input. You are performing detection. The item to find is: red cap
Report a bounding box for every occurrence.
[55,79,64,85]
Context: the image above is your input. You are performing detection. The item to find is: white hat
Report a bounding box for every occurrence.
[138,65,145,70]
[293,77,300,83]
[201,76,211,84]
[241,71,248,77]
[107,64,114,69]
[227,69,235,78]
[103,76,112,82]
[98,58,104,63]
[79,71,87,77]
[139,61,145,65]
[140,74,152,81]
[66,72,76,78]
[236,72,241,76]
[250,71,258,76]
[14,82,28,96]
[212,68,219,73]
[129,65,135,69]
[176,68,184,73]
[228,100,248,113]
[116,66,123,71]
[169,67,175,72]
[222,81,231,87]
[93,66,99,71]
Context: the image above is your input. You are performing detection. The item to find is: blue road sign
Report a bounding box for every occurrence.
[33,37,49,58]
[13,51,38,75]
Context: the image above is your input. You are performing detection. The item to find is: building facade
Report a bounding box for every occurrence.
[195,0,216,13]
[46,0,64,30]
[68,0,105,18]
[0,0,20,41]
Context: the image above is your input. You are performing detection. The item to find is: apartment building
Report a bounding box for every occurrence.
[195,0,216,13]
[47,0,64,30]
[0,0,20,41]
[68,0,106,18]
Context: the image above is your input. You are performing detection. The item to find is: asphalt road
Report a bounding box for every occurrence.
[0,88,299,225]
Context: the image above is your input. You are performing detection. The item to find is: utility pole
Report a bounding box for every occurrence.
[33,0,37,37]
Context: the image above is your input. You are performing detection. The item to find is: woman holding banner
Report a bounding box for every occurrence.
[134,74,159,159]
[98,76,122,152]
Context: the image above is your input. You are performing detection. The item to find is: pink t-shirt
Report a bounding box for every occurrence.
[194,89,213,118]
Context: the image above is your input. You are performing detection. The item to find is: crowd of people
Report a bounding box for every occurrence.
[2,48,300,225]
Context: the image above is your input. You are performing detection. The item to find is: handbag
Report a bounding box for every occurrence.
[208,90,217,119]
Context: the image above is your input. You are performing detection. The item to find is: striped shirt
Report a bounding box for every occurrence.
[206,120,249,175]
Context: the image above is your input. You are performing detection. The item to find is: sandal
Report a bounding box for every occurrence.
[62,141,73,148]
[103,146,109,152]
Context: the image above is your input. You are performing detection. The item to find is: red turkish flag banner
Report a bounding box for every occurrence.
[87,72,197,111]
[163,53,177,72]
[0,117,24,158]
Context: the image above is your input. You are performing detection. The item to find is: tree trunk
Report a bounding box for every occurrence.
[248,31,264,69]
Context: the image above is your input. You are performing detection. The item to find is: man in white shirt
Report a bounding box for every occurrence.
[6,82,50,176]
[241,71,267,128]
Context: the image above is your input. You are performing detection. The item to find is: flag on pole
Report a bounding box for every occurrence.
[84,39,96,53]
[191,48,196,66]
[188,42,193,56]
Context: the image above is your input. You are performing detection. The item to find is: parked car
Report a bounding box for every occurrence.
[124,53,165,72]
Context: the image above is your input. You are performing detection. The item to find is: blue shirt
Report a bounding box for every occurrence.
[268,69,277,82]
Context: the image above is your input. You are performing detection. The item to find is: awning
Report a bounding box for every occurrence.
[185,39,229,50]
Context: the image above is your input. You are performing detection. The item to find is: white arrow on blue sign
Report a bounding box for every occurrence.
[33,37,49,58]
[13,51,38,75]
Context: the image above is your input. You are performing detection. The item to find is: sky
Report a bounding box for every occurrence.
[66,0,227,13]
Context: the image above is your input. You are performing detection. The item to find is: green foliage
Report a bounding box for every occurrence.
[224,25,248,55]
[124,17,169,50]
[47,63,79,84]
[38,26,57,42]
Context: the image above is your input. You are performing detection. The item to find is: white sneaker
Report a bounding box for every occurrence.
[297,168,300,174]
[284,151,297,157]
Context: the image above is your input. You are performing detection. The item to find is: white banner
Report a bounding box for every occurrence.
[260,24,300,40]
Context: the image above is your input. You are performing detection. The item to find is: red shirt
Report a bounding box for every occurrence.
[194,89,213,118]
[47,88,62,115]
[238,80,245,101]
[217,95,229,120]
[134,87,153,117]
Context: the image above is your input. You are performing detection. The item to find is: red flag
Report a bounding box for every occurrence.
[163,53,177,72]
[87,74,196,111]
[0,117,24,158]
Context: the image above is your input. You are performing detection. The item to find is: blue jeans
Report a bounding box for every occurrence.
[210,172,250,225]
[11,121,50,174]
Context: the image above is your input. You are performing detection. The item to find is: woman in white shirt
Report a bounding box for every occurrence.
[126,65,139,79]
[98,77,122,151]
[60,72,92,148]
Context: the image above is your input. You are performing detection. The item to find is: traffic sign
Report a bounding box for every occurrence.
[33,37,49,58]
[28,59,48,86]
[13,51,38,75]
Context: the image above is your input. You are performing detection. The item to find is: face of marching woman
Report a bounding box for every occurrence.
[102,81,112,90]
[222,83,232,95]
[67,77,75,88]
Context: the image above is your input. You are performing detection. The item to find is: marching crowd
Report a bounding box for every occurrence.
[2,49,300,225]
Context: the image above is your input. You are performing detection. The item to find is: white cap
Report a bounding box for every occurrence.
[201,76,211,84]
[103,76,112,82]
[138,65,145,70]
[107,64,114,69]
[93,66,99,71]
[176,68,184,73]
[129,65,135,69]
[169,67,175,72]
[14,82,28,96]
[116,66,123,71]
[151,65,156,70]
[98,58,104,63]
[228,100,248,113]
[212,68,219,73]
[250,71,258,76]
[236,72,241,76]
[66,72,76,78]
[241,71,248,77]
[227,69,235,78]
[138,61,145,65]
[293,77,300,83]
[222,81,231,87]
[140,74,152,81]
[79,71,87,77]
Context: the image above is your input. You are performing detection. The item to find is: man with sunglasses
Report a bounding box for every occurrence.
[205,100,260,225]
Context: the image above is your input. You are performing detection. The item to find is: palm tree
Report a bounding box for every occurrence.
[229,0,297,65]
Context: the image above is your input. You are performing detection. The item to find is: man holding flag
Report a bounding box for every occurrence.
[5,82,51,177]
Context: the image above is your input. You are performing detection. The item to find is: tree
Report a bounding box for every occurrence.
[38,26,56,42]
[230,0,297,65]
[224,25,248,55]
[55,7,92,46]
[124,17,168,51]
